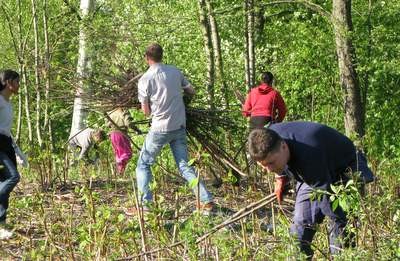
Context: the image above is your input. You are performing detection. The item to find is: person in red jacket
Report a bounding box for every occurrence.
[242,72,287,130]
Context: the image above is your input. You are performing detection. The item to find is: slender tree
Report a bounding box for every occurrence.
[332,0,364,137]
[198,0,215,109]
[31,0,43,147]
[205,0,229,108]
[42,0,54,151]
[1,1,33,142]
[69,0,95,137]
[244,0,256,91]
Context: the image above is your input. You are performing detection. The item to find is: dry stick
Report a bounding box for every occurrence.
[122,72,143,88]
[128,172,148,261]
[190,128,247,177]
[118,193,277,260]
[195,194,276,243]
[172,193,179,243]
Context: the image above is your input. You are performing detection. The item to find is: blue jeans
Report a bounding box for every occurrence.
[0,151,21,223]
[136,128,213,204]
[290,182,348,258]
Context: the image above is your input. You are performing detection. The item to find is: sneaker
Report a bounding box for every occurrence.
[0,228,13,240]
[124,206,150,217]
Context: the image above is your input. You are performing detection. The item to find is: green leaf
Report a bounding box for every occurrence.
[188,158,196,166]
[330,184,338,194]
[345,179,354,188]
[339,198,348,211]
[118,214,125,222]
[332,199,339,211]
[189,177,199,189]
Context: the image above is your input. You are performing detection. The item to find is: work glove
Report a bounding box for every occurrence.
[274,175,289,204]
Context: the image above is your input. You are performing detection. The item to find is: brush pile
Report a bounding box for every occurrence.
[68,70,248,181]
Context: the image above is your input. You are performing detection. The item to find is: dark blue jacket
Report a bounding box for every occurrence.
[270,121,357,189]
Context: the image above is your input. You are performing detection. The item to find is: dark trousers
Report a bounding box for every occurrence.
[290,182,348,258]
[290,151,374,258]
[249,116,272,130]
[0,135,20,222]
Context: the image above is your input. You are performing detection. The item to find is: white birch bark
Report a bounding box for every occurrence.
[69,0,95,137]
[31,0,43,147]
[246,0,256,89]
[198,0,215,109]
[205,0,229,108]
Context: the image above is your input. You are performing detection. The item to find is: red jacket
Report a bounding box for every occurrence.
[242,83,287,122]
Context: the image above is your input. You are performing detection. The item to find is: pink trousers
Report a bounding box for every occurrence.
[110,131,132,174]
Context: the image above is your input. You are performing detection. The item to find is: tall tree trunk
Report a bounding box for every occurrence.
[205,0,229,108]
[198,0,215,109]
[244,0,256,91]
[332,0,364,137]
[70,0,95,137]
[43,0,51,134]
[31,0,43,147]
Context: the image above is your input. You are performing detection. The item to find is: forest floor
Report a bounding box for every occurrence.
[0,164,398,260]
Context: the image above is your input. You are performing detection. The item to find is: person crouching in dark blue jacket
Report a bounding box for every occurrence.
[247,121,375,259]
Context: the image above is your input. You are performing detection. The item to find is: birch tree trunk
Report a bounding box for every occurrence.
[69,0,95,137]
[332,0,364,137]
[43,0,50,131]
[244,0,256,91]
[198,0,215,109]
[22,65,32,142]
[205,0,229,108]
[43,0,54,150]
[31,0,43,147]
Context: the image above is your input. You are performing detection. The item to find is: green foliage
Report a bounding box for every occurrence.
[0,0,399,259]
[329,179,360,213]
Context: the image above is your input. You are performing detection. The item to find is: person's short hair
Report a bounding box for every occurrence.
[145,43,163,62]
[92,129,106,143]
[0,69,19,91]
[248,128,282,161]
[261,71,274,85]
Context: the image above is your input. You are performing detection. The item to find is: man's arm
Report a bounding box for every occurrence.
[141,101,151,117]
[78,145,90,160]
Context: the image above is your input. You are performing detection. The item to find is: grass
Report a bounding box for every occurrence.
[0,153,399,260]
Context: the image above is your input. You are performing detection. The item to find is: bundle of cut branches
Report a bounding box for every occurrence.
[78,70,142,112]
[186,106,248,179]
[61,68,249,179]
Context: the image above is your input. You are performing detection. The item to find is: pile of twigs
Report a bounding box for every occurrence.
[186,107,247,179]
[49,69,142,113]
[62,69,248,178]
[79,70,142,112]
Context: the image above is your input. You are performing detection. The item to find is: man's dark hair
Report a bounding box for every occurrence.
[0,69,19,91]
[261,71,274,85]
[248,128,283,161]
[145,43,163,62]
